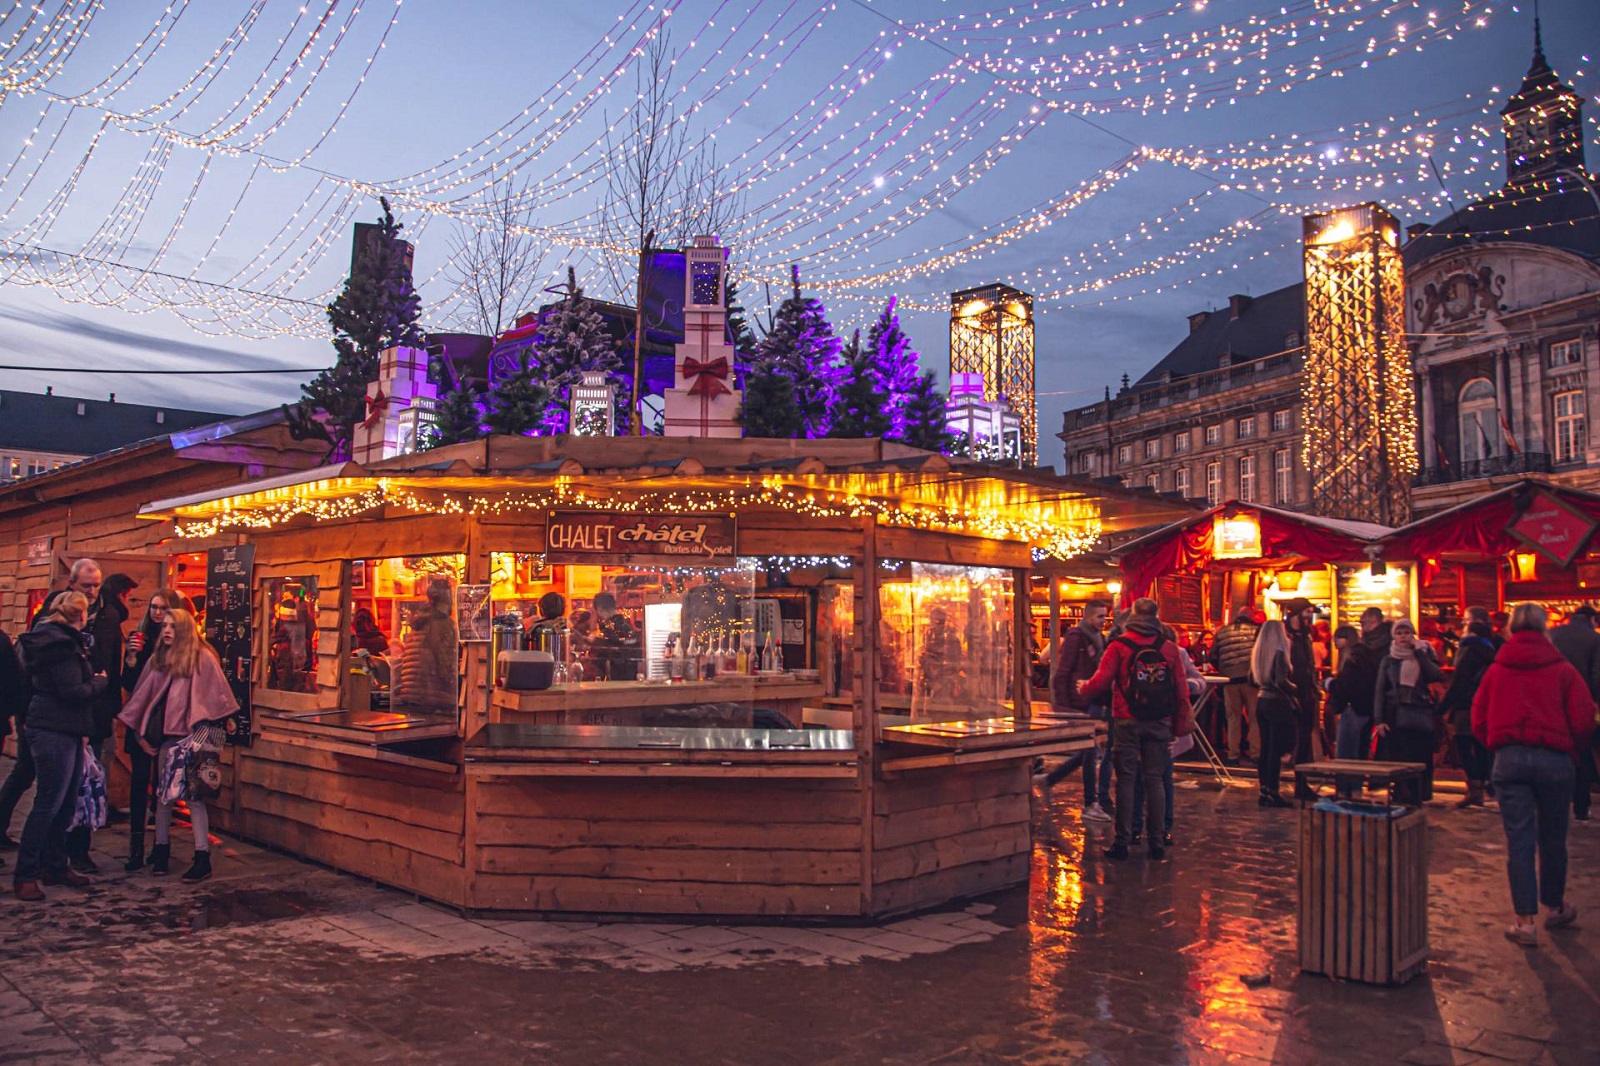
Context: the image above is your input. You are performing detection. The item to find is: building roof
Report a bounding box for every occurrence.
[1133,282,1304,387]
[0,390,234,456]
[1401,170,1600,267]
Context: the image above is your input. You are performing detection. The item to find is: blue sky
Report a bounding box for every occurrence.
[0,0,1594,461]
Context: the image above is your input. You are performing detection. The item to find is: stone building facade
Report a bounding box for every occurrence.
[1059,28,1599,519]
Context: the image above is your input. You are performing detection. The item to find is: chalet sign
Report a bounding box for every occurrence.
[1506,490,1598,568]
[546,512,736,561]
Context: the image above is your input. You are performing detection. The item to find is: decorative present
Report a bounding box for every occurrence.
[663,236,743,438]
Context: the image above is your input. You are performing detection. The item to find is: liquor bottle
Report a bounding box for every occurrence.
[722,634,738,675]
[668,635,684,683]
[688,636,703,682]
[761,631,778,673]
[735,633,750,675]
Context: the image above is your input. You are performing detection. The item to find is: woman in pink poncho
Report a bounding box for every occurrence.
[118,609,236,883]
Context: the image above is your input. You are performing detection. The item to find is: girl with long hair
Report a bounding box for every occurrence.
[1251,619,1298,808]
[120,588,193,871]
[117,609,236,883]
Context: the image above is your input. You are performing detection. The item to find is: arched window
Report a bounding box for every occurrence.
[1459,378,1499,464]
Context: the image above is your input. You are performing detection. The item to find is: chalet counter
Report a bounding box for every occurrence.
[142,434,1182,919]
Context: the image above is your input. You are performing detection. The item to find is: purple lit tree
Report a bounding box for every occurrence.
[902,369,955,453]
[426,361,484,448]
[827,330,891,438]
[742,265,842,438]
[865,296,923,440]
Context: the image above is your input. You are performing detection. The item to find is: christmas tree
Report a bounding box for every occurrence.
[742,265,842,438]
[901,369,954,453]
[526,267,626,433]
[739,364,803,438]
[865,296,923,440]
[724,277,759,364]
[291,198,424,458]
[827,330,891,438]
[425,361,485,448]
[483,352,551,437]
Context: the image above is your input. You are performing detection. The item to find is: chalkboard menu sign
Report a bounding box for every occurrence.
[1335,564,1410,632]
[206,545,256,746]
[1156,574,1204,627]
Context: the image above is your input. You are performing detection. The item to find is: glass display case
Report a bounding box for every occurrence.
[877,563,1015,721]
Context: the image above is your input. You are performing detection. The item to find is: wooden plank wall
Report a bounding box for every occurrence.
[871,763,1032,916]
[231,733,467,906]
[465,773,866,917]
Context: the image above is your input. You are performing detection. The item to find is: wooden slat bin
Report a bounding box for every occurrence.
[1298,802,1428,985]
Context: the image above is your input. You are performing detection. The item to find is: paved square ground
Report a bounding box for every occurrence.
[2,758,1597,1064]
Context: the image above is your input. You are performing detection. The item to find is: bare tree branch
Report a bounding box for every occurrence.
[446,175,547,337]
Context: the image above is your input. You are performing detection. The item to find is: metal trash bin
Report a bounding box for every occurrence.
[1297,798,1428,985]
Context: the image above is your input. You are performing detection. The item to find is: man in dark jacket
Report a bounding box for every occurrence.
[1437,607,1499,807]
[13,597,107,901]
[1037,600,1113,820]
[1081,598,1193,862]
[1548,605,1600,820]
[1282,598,1320,765]
[1212,608,1259,764]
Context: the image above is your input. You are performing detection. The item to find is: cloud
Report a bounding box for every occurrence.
[0,306,320,373]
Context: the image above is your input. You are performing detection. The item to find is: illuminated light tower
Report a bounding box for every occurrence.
[949,284,1036,465]
[1300,203,1417,526]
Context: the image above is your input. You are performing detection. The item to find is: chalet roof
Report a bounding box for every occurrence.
[0,390,233,457]
[140,435,1201,559]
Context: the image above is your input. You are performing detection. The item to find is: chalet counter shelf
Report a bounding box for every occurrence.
[490,678,827,729]
[879,717,1101,774]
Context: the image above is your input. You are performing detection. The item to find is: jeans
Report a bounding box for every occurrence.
[1132,754,1175,837]
[1256,696,1296,798]
[1335,711,1371,762]
[1113,718,1171,849]
[13,728,85,884]
[1492,745,1575,917]
[1223,682,1256,758]
[0,726,38,834]
[155,797,209,851]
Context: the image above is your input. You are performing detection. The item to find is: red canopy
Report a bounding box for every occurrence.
[1382,480,1600,573]
[1118,503,1387,602]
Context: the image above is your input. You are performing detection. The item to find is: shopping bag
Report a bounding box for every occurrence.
[69,745,108,831]
[159,737,189,806]
[185,723,226,802]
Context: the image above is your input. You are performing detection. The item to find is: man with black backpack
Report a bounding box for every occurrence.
[1081,597,1193,861]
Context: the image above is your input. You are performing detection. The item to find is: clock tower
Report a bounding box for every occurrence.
[1500,19,1586,187]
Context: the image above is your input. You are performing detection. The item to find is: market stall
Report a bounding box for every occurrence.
[139,435,1187,918]
[1115,501,1398,632]
[1382,479,1600,622]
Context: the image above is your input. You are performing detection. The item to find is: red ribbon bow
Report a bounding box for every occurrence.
[362,387,389,428]
[682,356,731,399]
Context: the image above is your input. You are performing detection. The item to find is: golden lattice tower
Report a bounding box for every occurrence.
[1300,204,1417,526]
[948,284,1036,465]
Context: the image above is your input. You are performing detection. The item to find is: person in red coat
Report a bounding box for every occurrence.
[1080,598,1193,862]
[1472,602,1599,946]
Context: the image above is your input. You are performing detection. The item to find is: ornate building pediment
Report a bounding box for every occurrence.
[1411,260,1507,333]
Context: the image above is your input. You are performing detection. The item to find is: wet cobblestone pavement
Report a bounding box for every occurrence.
[3,764,1599,1064]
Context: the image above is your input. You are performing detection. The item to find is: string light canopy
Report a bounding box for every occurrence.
[0,0,1578,345]
[137,438,1194,560]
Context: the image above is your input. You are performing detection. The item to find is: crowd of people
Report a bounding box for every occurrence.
[1043,593,1599,947]
[0,559,238,902]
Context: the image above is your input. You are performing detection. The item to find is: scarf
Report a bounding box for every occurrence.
[1389,639,1420,689]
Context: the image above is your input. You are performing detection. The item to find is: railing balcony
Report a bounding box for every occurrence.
[1412,451,1553,486]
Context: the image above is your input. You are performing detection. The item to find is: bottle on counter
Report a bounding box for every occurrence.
[761,631,778,673]
[735,633,750,675]
[667,634,683,682]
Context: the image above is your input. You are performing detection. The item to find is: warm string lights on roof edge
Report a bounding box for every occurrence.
[167,479,1103,561]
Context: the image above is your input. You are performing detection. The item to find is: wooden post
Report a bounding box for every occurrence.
[1013,567,1031,722]
[464,517,492,739]
[857,516,879,914]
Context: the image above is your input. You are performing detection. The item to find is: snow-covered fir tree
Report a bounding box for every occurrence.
[483,352,550,437]
[741,265,842,438]
[527,267,627,433]
[426,362,484,448]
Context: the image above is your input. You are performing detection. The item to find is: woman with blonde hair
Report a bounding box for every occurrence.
[1251,619,1298,808]
[120,588,194,872]
[117,609,236,883]
[12,592,107,901]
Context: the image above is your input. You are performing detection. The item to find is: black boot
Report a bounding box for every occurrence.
[148,843,170,875]
[124,831,145,873]
[180,851,212,884]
